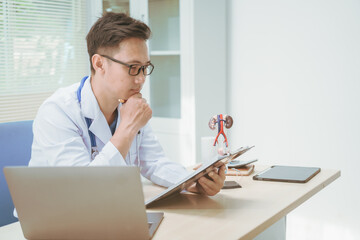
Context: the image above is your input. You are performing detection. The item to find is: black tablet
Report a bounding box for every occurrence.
[253,165,321,183]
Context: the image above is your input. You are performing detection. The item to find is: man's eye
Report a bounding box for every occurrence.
[129,65,141,75]
[130,65,141,70]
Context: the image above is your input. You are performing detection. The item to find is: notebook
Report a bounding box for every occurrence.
[4,166,163,240]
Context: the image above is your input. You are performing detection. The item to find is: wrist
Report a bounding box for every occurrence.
[110,122,138,159]
[118,121,138,137]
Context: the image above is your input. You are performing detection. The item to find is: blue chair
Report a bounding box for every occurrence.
[0,120,33,227]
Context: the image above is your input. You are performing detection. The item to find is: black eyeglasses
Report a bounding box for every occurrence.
[100,55,154,76]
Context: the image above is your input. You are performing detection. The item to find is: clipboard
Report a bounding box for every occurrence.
[226,164,255,176]
[253,165,321,183]
[146,146,254,207]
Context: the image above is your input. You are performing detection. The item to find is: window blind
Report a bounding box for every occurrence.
[0,0,89,123]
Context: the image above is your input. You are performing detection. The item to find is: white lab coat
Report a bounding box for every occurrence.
[28,76,189,187]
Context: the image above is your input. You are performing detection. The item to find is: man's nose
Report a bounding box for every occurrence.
[135,73,146,84]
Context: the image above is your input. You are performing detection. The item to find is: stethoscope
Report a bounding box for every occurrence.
[77,76,141,165]
[77,76,99,159]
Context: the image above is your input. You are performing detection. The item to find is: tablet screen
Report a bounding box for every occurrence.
[253,165,321,183]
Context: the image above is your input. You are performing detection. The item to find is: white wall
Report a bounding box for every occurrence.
[227,0,360,239]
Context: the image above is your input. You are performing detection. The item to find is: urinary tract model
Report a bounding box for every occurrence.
[208,114,233,155]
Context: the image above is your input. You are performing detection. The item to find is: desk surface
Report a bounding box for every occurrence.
[0,166,340,240]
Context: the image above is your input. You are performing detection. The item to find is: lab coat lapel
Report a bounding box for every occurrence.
[80,77,112,146]
[89,114,112,146]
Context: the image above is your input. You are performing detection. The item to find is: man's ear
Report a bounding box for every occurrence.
[92,54,105,73]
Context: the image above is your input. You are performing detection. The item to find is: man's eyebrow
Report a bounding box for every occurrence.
[128,60,151,64]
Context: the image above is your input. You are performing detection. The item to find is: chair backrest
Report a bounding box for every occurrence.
[0,120,33,227]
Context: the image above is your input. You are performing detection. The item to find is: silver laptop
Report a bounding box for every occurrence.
[4,166,163,240]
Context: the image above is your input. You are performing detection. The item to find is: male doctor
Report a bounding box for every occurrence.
[28,12,225,195]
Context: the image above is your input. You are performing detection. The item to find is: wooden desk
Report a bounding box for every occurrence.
[0,166,340,240]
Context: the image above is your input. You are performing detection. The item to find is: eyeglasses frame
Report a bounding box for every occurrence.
[100,54,154,76]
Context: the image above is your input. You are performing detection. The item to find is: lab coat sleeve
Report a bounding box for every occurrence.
[29,97,125,167]
[139,124,190,187]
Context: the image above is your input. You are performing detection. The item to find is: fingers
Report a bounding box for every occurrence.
[126,93,148,106]
[130,92,143,99]
[144,106,152,120]
[124,93,149,111]
[207,165,226,183]
[186,182,206,195]
[218,164,226,180]
[195,182,207,195]
[119,92,152,132]
[198,176,219,196]
[197,168,226,196]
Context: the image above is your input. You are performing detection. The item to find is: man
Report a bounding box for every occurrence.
[29,12,225,196]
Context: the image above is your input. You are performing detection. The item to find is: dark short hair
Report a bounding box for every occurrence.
[86,12,151,73]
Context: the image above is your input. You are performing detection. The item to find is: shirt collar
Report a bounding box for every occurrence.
[81,76,100,120]
[80,76,112,145]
